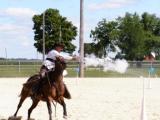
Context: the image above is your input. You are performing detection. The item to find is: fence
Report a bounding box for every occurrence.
[0,59,159,77]
[0,59,41,77]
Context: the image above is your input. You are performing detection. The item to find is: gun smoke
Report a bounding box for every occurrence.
[85,54,129,74]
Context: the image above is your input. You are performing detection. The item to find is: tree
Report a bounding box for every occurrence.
[32,8,77,54]
[87,12,160,60]
[141,12,159,33]
[141,12,160,57]
[84,43,95,56]
[90,19,119,57]
[117,13,146,60]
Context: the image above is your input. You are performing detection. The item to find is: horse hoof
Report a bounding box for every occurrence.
[8,116,22,120]
[63,115,67,119]
[28,118,35,120]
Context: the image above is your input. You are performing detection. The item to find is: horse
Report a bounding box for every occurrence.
[12,58,71,120]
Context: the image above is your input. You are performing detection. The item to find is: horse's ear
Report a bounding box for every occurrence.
[56,56,64,62]
[55,56,61,61]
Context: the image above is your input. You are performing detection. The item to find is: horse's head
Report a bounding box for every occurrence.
[54,57,67,73]
[46,57,66,85]
[48,57,66,82]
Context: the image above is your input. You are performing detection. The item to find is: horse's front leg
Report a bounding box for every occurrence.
[46,100,52,120]
[52,101,57,117]
[57,97,67,119]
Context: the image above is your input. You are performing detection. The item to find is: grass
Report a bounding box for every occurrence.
[0,68,158,78]
[66,67,158,77]
[0,60,159,77]
[0,65,40,77]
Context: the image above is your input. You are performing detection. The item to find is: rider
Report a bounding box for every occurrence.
[34,42,78,98]
[40,42,78,77]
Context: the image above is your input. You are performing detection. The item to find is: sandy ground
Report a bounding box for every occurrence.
[0,77,160,120]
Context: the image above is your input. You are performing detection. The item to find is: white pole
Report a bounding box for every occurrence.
[140,76,147,120]
[59,25,62,42]
[75,67,79,85]
[147,77,151,89]
[79,0,84,77]
[5,48,7,65]
[42,11,45,61]
[5,48,7,59]
[148,66,151,89]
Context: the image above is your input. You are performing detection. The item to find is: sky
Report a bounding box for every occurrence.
[0,0,160,59]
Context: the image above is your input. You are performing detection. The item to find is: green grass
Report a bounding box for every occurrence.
[0,60,159,77]
[0,68,158,78]
[0,65,40,77]
[66,67,159,77]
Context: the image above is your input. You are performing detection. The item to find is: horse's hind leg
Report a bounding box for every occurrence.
[28,99,39,120]
[57,97,67,118]
[46,100,52,120]
[14,96,27,116]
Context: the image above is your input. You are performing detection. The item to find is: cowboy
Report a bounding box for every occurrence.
[40,43,78,77]
[34,43,78,98]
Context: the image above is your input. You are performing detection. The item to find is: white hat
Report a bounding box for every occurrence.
[151,52,156,58]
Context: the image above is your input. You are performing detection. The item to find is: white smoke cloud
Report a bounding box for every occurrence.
[85,54,129,74]
[85,54,102,67]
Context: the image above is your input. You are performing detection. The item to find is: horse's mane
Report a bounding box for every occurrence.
[48,59,66,83]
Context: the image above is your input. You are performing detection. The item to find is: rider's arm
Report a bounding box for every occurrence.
[59,53,79,61]
[48,50,79,61]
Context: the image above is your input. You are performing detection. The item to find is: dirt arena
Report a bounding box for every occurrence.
[0,77,160,120]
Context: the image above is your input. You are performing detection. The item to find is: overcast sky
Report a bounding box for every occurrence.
[0,0,159,59]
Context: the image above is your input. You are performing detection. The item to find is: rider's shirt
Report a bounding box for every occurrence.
[42,49,73,76]
[47,50,61,60]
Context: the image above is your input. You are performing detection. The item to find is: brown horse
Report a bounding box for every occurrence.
[13,59,71,120]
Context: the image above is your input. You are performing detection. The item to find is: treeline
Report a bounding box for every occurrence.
[0,57,41,61]
[85,12,160,60]
[32,9,160,60]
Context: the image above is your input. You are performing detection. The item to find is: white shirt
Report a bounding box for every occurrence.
[46,50,61,60]
[46,50,73,60]
[42,49,72,76]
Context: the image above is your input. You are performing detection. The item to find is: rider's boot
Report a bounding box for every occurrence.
[32,72,45,98]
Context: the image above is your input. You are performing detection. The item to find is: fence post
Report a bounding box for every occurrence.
[18,60,21,73]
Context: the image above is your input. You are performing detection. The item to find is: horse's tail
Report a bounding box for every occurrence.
[63,84,71,99]
[19,74,40,97]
